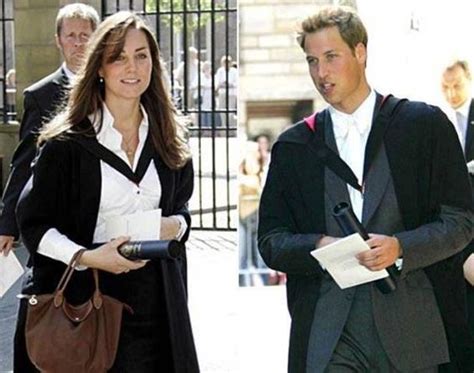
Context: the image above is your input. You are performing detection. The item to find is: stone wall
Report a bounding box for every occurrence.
[0,123,19,190]
[15,0,101,118]
[239,0,360,139]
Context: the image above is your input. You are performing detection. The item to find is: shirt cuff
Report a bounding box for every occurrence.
[169,214,188,240]
[38,228,87,270]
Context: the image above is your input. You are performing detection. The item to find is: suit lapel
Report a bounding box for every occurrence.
[362,143,391,225]
[363,94,384,179]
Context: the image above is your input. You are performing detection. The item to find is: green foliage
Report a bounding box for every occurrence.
[145,0,225,31]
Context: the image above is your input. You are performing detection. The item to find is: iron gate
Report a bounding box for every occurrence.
[0,0,15,124]
[102,0,238,231]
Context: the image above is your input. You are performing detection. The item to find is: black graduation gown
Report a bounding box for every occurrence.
[258,95,474,372]
[15,129,199,373]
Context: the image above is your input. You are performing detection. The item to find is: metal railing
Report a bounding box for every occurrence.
[0,0,15,123]
[238,195,285,287]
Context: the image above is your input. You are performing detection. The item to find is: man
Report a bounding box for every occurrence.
[175,46,200,110]
[0,3,99,256]
[215,55,237,127]
[259,6,474,372]
[441,60,474,354]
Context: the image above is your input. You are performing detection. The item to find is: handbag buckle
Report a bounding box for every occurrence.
[28,295,38,306]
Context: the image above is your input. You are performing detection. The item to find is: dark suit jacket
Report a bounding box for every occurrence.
[15,127,199,372]
[0,67,68,238]
[258,95,474,372]
[462,99,474,358]
[464,99,474,164]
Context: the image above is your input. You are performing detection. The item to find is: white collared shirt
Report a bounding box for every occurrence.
[37,103,187,266]
[329,89,376,221]
[61,62,75,81]
[450,98,471,152]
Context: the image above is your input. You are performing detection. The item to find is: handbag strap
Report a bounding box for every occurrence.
[53,249,103,309]
[55,249,86,292]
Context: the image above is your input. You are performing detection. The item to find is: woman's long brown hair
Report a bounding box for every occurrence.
[40,11,190,169]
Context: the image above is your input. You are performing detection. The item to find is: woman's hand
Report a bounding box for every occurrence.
[79,236,147,274]
[160,217,180,240]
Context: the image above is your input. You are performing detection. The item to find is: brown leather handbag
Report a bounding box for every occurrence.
[25,250,132,372]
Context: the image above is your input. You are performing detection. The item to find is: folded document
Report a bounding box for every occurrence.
[311,233,389,289]
[0,251,24,298]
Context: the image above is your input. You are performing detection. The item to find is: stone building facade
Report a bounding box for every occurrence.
[239,0,355,141]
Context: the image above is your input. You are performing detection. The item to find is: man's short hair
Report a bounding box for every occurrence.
[297,6,368,53]
[56,3,100,36]
[445,60,472,80]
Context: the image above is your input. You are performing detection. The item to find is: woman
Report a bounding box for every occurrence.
[15,12,199,372]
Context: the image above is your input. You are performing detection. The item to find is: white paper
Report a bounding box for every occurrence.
[311,233,389,289]
[0,251,24,298]
[105,209,161,241]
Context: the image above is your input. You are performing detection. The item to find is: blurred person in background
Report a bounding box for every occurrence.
[239,140,263,286]
[175,46,199,110]
[215,55,237,127]
[5,68,16,120]
[192,60,214,127]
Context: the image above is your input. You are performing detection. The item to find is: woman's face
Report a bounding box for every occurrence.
[99,28,153,105]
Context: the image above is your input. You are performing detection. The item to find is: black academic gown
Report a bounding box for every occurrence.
[258,95,474,372]
[15,125,199,373]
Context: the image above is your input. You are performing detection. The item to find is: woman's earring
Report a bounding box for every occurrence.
[99,77,104,84]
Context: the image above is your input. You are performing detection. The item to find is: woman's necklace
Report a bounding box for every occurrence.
[121,132,139,162]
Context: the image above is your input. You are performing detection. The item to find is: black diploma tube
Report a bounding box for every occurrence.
[333,202,397,294]
[92,240,184,260]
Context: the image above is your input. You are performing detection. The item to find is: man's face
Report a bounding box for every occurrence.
[56,18,94,73]
[304,26,367,113]
[442,65,471,110]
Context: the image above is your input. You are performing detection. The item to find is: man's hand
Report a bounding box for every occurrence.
[356,234,402,271]
[0,235,14,256]
[467,160,474,175]
[463,253,474,286]
[316,235,340,249]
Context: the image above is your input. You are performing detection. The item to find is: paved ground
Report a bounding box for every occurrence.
[0,230,290,373]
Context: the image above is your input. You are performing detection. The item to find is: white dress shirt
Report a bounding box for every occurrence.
[37,103,187,266]
[215,66,238,96]
[61,62,75,81]
[329,90,376,221]
[451,98,470,152]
